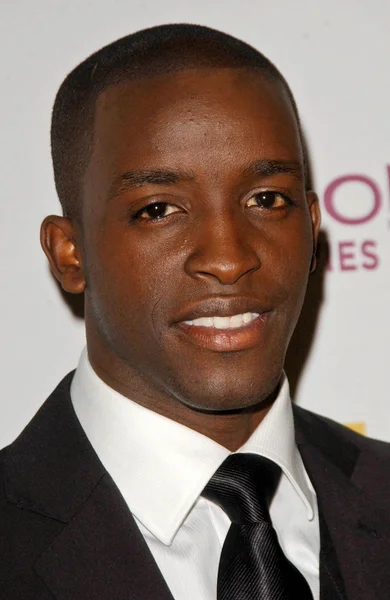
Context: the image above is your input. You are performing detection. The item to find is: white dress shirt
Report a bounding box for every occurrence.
[71,348,320,599]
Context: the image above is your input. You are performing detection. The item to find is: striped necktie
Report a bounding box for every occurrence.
[202,453,313,600]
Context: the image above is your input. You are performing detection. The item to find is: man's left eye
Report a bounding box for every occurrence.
[136,202,180,220]
[245,191,289,209]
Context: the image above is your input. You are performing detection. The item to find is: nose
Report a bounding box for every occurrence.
[184,213,261,285]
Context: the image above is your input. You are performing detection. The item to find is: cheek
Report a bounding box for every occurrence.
[84,228,178,334]
[266,218,313,310]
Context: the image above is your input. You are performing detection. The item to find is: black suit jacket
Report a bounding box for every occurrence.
[1,373,390,599]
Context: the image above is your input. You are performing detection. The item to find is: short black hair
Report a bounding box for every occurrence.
[51,23,302,217]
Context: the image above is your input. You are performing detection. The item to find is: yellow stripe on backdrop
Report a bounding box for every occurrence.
[345,422,366,436]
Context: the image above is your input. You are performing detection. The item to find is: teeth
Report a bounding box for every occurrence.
[230,314,244,328]
[184,312,259,329]
[215,316,230,329]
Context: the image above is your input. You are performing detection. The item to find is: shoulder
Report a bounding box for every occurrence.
[0,446,65,596]
[0,370,76,525]
[0,372,81,595]
[294,404,390,458]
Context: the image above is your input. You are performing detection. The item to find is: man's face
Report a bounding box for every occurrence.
[80,68,320,413]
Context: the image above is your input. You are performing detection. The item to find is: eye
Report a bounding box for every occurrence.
[135,202,181,221]
[246,191,290,210]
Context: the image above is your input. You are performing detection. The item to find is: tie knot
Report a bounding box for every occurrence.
[202,453,280,524]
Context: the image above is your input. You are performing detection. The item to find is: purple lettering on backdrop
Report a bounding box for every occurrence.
[339,241,357,271]
[387,164,390,219]
[362,240,379,270]
[324,174,382,225]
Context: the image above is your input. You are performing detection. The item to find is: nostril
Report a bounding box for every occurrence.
[183,222,261,284]
[188,255,261,285]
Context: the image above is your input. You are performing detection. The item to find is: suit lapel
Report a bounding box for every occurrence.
[5,373,174,600]
[35,473,174,600]
[294,406,390,600]
[317,511,347,600]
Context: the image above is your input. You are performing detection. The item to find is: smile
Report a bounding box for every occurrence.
[183,312,259,330]
[177,311,270,352]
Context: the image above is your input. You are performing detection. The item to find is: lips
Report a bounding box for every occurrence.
[173,296,270,323]
[172,297,272,352]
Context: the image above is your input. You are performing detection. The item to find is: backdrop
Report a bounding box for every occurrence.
[1,0,389,447]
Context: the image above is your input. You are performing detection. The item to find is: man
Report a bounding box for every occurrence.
[1,23,390,600]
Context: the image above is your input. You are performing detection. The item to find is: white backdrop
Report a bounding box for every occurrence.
[1,0,389,447]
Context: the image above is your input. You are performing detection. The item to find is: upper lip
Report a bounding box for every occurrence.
[173,296,272,323]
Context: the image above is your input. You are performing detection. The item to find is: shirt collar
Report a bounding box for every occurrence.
[71,348,314,545]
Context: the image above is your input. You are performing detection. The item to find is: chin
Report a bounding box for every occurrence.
[171,364,284,414]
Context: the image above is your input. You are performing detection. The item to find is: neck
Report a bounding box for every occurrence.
[86,324,281,451]
[89,360,278,452]
[177,401,275,451]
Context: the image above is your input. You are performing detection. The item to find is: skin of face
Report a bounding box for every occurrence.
[42,67,320,449]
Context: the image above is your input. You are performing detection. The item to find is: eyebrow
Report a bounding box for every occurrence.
[243,159,304,180]
[109,168,195,199]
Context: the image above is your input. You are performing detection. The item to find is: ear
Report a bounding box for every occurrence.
[306,191,321,273]
[40,215,86,294]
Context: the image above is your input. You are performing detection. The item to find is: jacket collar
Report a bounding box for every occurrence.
[5,373,104,522]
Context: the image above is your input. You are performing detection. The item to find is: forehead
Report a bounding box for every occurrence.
[90,68,303,178]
